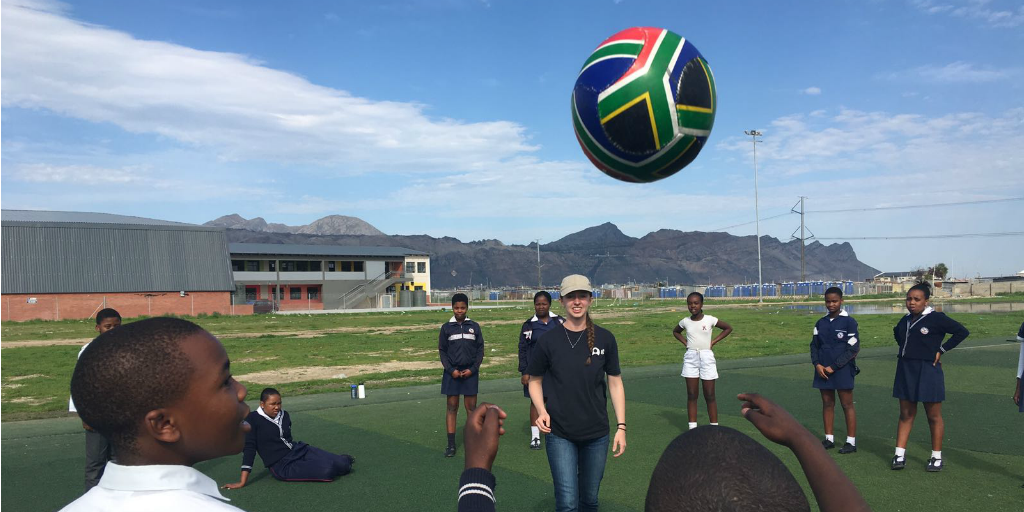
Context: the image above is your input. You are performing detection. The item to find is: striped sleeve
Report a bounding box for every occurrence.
[458,467,496,512]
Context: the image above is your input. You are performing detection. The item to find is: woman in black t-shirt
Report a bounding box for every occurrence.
[527,274,626,512]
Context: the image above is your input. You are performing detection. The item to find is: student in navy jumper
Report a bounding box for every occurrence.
[810,287,859,454]
[440,293,485,457]
[891,282,969,472]
[223,388,353,488]
[518,291,562,450]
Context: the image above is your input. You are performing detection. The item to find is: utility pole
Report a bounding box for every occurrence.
[799,196,806,282]
[534,239,543,290]
[745,129,764,303]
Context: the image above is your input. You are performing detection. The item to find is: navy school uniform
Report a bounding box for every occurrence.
[518,313,562,398]
[1017,322,1024,413]
[439,316,485,396]
[810,310,860,390]
[241,408,353,482]
[892,306,969,403]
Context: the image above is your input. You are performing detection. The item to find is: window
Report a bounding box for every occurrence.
[245,287,257,301]
[310,261,321,272]
[232,260,245,272]
[417,262,426,273]
[246,260,260,272]
[269,261,276,271]
[414,285,423,290]
[354,261,364,272]
[290,287,302,300]
[308,287,320,300]
[328,261,336,272]
[406,262,415,274]
[296,261,309,272]
[340,261,351,272]
[280,261,296,271]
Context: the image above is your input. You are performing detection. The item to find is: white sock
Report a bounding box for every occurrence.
[825,434,834,442]
[895,447,906,460]
[688,422,698,430]
[530,426,539,440]
[931,450,942,462]
[846,436,856,446]
[710,423,719,426]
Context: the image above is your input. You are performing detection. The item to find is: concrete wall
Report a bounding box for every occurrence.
[1,291,234,321]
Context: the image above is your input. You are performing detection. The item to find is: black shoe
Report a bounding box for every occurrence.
[822,439,835,450]
[891,455,906,470]
[530,438,541,450]
[838,442,857,454]
[926,457,943,472]
[445,445,456,458]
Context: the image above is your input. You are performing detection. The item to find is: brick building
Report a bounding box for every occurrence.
[1,210,238,321]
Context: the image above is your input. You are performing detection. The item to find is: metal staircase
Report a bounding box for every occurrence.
[339,270,411,309]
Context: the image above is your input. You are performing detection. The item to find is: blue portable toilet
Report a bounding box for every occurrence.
[797,282,810,295]
[844,281,854,296]
[551,291,560,300]
[593,290,601,298]
[489,291,499,301]
[783,282,795,295]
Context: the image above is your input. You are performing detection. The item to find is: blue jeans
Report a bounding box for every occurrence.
[545,433,609,512]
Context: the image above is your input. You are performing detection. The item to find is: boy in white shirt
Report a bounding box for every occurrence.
[61,317,251,512]
[672,292,733,430]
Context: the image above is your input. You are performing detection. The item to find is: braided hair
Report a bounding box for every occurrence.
[585,313,595,366]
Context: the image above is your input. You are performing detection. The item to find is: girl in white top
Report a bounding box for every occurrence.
[672,292,733,429]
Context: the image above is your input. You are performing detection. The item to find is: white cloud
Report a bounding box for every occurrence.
[0,0,537,172]
[885,61,1018,83]
[801,87,822,95]
[910,0,1024,28]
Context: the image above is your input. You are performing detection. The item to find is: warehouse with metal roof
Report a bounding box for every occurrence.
[1,210,237,321]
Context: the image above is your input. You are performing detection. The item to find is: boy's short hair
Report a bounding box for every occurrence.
[96,308,121,324]
[645,426,810,512]
[533,290,552,303]
[824,286,843,297]
[71,317,202,453]
[452,293,469,306]
[260,387,281,402]
[686,292,704,303]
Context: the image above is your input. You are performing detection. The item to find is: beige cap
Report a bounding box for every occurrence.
[560,274,593,296]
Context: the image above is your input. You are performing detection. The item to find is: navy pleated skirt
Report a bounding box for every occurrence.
[892,358,945,403]
[441,369,479,396]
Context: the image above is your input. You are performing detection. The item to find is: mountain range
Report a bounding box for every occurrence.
[211,215,880,288]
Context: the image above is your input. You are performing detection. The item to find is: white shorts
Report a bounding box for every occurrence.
[681,349,718,380]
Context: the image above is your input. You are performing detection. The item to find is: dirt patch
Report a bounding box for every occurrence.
[1,338,92,348]
[237,360,440,384]
[234,356,279,364]
[7,374,45,381]
[9,397,49,406]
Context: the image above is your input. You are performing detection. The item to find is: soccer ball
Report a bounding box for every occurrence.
[572,27,716,183]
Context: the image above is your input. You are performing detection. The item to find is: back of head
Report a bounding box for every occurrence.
[452,293,469,306]
[645,426,810,512]
[909,281,932,299]
[824,286,843,297]
[71,317,202,454]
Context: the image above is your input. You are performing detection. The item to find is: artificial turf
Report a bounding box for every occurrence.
[2,336,1021,511]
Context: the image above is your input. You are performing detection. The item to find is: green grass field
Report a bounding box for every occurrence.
[2,336,1022,511]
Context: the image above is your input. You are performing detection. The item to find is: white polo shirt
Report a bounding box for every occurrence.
[60,462,244,512]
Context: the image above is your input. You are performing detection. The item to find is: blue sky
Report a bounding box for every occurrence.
[3,0,1022,278]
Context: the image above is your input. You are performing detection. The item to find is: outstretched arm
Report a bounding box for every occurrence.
[458,403,506,512]
[738,393,870,512]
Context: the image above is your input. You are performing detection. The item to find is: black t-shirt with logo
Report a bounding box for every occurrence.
[527,323,621,442]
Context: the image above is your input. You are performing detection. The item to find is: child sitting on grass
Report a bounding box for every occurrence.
[61,317,252,512]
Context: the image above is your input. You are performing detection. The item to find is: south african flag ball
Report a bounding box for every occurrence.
[572,27,716,183]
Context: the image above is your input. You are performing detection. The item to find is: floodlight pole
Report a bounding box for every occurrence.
[745,129,764,303]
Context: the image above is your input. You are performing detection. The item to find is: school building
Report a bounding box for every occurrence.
[1,210,238,321]
[1,210,434,321]
[228,243,431,310]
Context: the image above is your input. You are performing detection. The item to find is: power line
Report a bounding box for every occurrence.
[816,231,1024,241]
[807,197,1024,214]
[710,211,794,231]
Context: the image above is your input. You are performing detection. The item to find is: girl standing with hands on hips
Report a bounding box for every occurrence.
[528,274,626,512]
[891,282,969,472]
